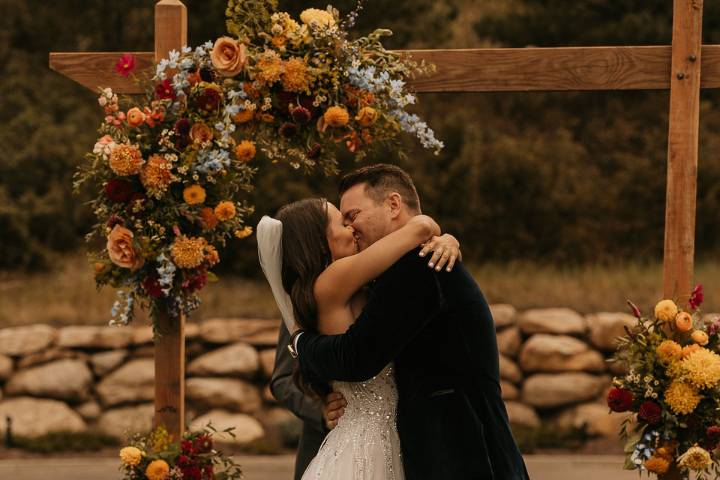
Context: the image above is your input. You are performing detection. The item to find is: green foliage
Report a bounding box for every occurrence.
[510,423,589,454]
[12,430,120,453]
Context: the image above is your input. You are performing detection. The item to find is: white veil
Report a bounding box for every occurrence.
[257,215,298,333]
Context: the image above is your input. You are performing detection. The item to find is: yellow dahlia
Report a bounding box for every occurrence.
[682,348,720,389]
[300,8,335,28]
[655,299,679,323]
[183,185,206,205]
[692,330,709,345]
[140,154,175,195]
[282,57,312,93]
[665,381,701,414]
[109,144,144,176]
[145,459,170,480]
[234,226,253,239]
[675,311,694,332]
[171,236,207,269]
[214,201,236,221]
[324,106,349,127]
[355,106,379,127]
[682,343,701,359]
[235,140,256,162]
[644,456,670,474]
[255,49,284,85]
[657,340,682,364]
[119,446,143,466]
[678,445,713,471]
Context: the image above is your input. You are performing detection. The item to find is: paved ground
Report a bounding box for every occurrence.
[0,454,657,480]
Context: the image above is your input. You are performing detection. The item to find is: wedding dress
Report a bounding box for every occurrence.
[301,363,404,480]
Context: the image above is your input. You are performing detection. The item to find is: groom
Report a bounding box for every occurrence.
[291,164,529,479]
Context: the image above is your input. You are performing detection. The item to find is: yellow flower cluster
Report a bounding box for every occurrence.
[300,8,335,28]
[171,235,207,269]
[678,445,713,471]
[656,340,682,364]
[665,380,701,414]
[682,348,720,389]
[140,154,175,195]
[655,299,678,323]
[282,57,312,93]
[109,144,144,176]
[145,459,170,480]
[255,49,283,85]
[119,446,143,466]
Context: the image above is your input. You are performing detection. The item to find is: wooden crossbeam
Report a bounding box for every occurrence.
[50,45,720,94]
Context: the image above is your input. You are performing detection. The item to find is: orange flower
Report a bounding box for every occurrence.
[692,330,709,346]
[171,236,207,269]
[199,207,219,230]
[140,154,175,194]
[324,106,349,127]
[233,108,255,124]
[682,343,702,359]
[259,113,275,123]
[355,106,378,127]
[282,57,312,93]
[190,122,213,145]
[145,459,170,480]
[106,225,144,270]
[211,37,247,77]
[109,144,144,176]
[126,107,146,127]
[676,312,694,332]
[255,49,284,85]
[235,140,256,162]
[234,226,253,239]
[214,201,236,221]
[205,244,220,266]
[183,185,206,205]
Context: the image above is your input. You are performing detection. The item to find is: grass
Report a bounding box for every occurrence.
[8,430,120,453]
[1,252,719,327]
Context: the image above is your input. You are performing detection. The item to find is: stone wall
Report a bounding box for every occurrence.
[0,306,699,444]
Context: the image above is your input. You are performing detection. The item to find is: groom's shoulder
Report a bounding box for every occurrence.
[383,247,430,277]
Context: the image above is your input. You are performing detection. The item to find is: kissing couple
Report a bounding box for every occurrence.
[258,164,528,479]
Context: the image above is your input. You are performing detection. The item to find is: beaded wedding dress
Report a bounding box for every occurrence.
[301,363,404,480]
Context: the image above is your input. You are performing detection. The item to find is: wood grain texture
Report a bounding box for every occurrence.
[662,0,703,302]
[153,309,186,443]
[49,52,154,94]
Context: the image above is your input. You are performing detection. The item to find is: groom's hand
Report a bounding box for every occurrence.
[323,391,347,430]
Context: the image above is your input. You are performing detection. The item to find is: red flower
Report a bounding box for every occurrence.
[142,275,164,298]
[638,401,662,424]
[174,118,192,149]
[105,178,134,203]
[180,439,195,454]
[129,192,146,205]
[106,215,125,228]
[690,284,704,310]
[177,454,192,465]
[627,300,642,319]
[202,464,214,479]
[607,387,633,412]
[195,88,221,112]
[291,106,311,124]
[155,79,175,100]
[706,426,720,449]
[115,53,136,77]
[193,433,213,454]
[183,271,208,292]
[181,465,202,480]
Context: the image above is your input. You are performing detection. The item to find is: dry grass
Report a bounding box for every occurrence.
[1,253,719,328]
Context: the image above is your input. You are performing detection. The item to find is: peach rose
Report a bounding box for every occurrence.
[190,122,213,145]
[126,107,146,127]
[675,312,694,333]
[211,37,247,77]
[106,225,144,270]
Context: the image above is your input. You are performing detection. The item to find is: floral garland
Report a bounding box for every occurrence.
[608,285,720,478]
[75,1,441,330]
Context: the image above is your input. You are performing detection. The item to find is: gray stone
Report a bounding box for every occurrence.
[256,407,297,431]
[553,402,631,437]
[188,342,259,378]
[586,312,636,351]
[16,348,83,369]
[522,373,610,409]
[90,350,128,376]
[500,380,519,401]
[186,377,262,413]
[5,359,92,401]
[77,400,102,421]
[499,355,523,384]
[96,358,154,407]
[0,354,12,381]
[189,410,264,444]
[57,326,133,349]
[497,327,522,358]
[0,396,86,437]
[200,318,279,346]
[518,308,587,336]
[97,404,154,439]
[505,401,540,428]
[0,325,56,356]
[259,349,276,378]
[491,304,517,329]
[519,334,606,373]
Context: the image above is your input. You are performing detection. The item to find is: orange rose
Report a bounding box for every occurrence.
[126,107,146,127]
[190,122,213,145]
[675,312,694,333]
[355,106,378,127]
[106,225,144,270]
[211,37,247,77]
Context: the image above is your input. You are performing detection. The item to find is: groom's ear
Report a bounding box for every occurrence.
[386,192,403,218]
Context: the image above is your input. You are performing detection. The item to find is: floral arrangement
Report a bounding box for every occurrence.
[608,285,720,478]
[75,0,440,329]
[118,425,242,480]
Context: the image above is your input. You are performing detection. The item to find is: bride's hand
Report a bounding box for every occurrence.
[419,233,462,272]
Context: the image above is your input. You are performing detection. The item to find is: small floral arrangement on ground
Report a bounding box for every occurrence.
[118,425,242,480]
[75,0,440,330]
[608,285,720,478]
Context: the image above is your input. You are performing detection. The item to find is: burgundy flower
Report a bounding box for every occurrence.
[706,426,720,449]
[279,122,298,137]
[155,79,175,100]
[180,439,195,454]
[115,53,136,77]
[174,118,192,149]
[141,275,163,298]
[183,271,208,292]
[129,192,146,205]
[202,464,214,479]
[638,400,662,424]
[105,178,134,203]
[307,144,322,159]
[291,106,312,124]
[181,465,202,480]
[177,454,192,465]
[627,300,642,319]
[690,284,704,310]
[607,387,633,412]
[276,91,296,113]
[193,433,213,454]
[195,87,221,112]
[106,215,125,228]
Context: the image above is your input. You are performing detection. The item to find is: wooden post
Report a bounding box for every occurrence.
[152,0,187,442]
[662,0,703,304]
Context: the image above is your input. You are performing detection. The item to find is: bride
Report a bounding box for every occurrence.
[257,198,459,480]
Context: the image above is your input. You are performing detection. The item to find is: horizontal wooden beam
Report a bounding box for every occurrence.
[50,45,720,94]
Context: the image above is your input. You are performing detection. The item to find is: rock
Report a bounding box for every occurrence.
[187,342,259,378]
[491,304,517,329]
[96,359,154,407]
[554,402,631,437]
[186,341,206,359]
[200,318,279,346]
[90,350,128,376]
[500,380,519,401]
[497,327,522,358]
[518,308,587,336]
[5,359,92,402]
[0,397,86,437]
[98,404,154,439]
[189,410,264,444]
[256,407,297,431]
[519,334,606,373]
[186,322,200,339]
[263,385,277,404]
[186,378,262,413]
[522,373,610,409]
[77,400,102,421]
[499,355,523,384]
[132,345,155,358]
[259,349,276,378]
[586,312,636,351]
[0,355,12,381]
[505,401,540,428]
[0,325,56,356]
[132,327,153,345]
[16,348,83,369]
[57,326,133,349]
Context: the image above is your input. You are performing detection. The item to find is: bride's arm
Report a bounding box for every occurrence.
[314,215,440,308]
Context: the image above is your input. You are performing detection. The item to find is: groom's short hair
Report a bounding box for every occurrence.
[339,164,421,213]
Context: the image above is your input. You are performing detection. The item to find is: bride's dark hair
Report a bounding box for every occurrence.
[275,198,332,396]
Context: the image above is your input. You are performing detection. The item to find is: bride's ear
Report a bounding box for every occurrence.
[386,192,403,219]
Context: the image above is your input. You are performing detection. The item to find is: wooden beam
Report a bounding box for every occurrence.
[662,0,703,305]
[49,52,154,94]
[153,0,187,443]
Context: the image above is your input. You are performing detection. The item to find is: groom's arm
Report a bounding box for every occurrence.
[296,250,443,383]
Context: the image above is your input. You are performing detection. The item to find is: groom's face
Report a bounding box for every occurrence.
[340,183,392,251]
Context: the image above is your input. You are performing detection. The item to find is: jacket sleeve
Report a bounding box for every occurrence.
[297,250,443,383]
[269,322,326,432]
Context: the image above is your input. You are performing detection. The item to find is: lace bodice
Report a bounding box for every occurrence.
[331,363,398,423]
